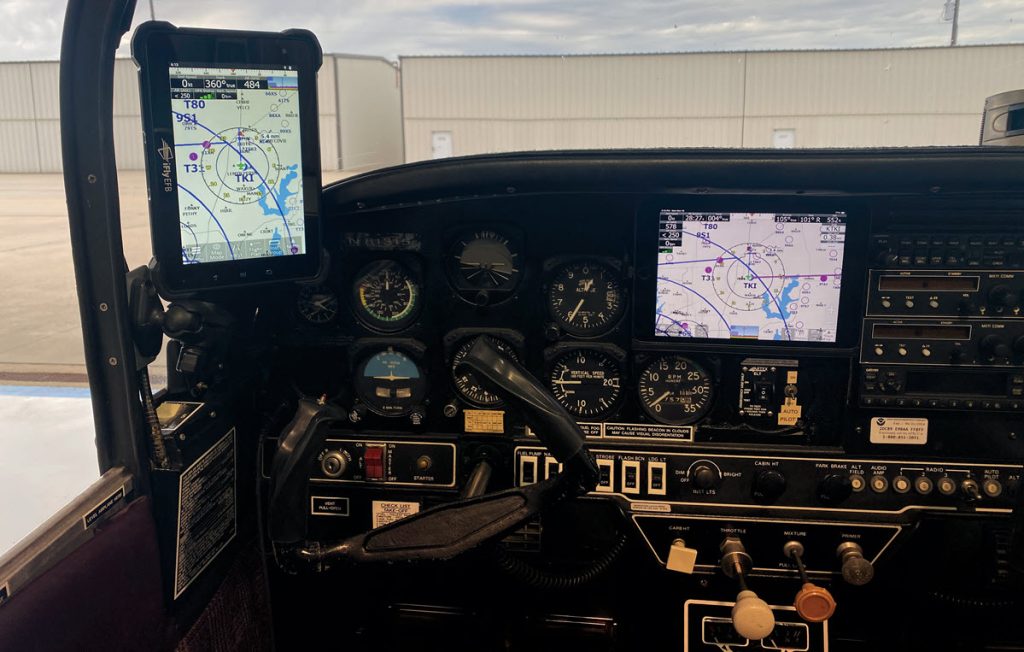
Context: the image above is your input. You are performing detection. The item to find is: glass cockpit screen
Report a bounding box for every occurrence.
[169,66,305,264]
[655,209,847,342]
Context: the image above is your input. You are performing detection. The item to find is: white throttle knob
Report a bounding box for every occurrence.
[731,589,776,641]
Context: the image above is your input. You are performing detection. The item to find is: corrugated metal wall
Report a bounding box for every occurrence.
[0,54,402,173]
[336,57,404,171]
[401,44,1024,161]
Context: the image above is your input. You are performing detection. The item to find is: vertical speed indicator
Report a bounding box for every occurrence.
[637,355,714,425]
[548,349,623,419]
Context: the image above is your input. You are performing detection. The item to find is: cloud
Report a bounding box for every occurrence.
[1,0,1022,62]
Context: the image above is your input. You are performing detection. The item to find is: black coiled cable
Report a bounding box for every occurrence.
[490,531,629,590]
[926,590,1019,609]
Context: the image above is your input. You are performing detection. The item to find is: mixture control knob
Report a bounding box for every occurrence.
[752,469,787,502]
[817,474,854,505]
[690,462,722,490]
[981,335,1012,360]
[784,541,836,623]
[837,542,874,586]
[321,451,348,478]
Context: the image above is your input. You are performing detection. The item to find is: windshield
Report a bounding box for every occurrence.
[4,1,1024,165]
[0,0,1021,558]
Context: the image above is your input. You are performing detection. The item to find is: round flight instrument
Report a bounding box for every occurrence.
[354,347,426,417]
[296,284,339,324]
[549,349,623,419]
[547,260,625,336]
[637,355,714,425]
[352,260,421,332]
[449,230,521,291]
[451,336,519,406]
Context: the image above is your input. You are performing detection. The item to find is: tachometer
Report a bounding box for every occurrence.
[354,347,426,417]
[549,349,623,419]
[451,336,519,406]
[547,260,625,336]
[352,260,421,332]
[296,284,339,324]
[637,355,713,425]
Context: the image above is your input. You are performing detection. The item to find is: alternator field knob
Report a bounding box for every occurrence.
[837,542,874,586]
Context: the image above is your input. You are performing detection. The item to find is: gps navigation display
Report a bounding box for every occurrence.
[655,209,847,343]
[169,66,305,264]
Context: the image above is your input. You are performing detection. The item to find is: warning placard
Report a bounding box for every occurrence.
[869,417,928,445]
[464,409,504,434]
[372,500,420,528]
[174,429,236,599]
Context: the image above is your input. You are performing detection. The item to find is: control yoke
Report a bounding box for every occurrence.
[269,335,599,568]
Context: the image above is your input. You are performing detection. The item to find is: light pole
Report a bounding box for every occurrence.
[943,0,960,46]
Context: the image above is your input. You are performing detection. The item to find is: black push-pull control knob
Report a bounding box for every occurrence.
[690,462,722,490]
[981,335,1012,360]
[752,469,787,502]
[817,474,854,505]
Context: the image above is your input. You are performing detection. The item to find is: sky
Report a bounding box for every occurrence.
[1,0,1022,61]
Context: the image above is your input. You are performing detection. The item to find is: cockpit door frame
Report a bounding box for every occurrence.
[60,0,151,488]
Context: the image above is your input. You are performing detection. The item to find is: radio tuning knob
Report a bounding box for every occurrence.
[988,285,1019,311]
[981,335,1012,360]
[877,250,899,266]
[950,342,965,363]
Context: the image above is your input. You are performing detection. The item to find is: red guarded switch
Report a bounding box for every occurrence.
[364,445,385,481]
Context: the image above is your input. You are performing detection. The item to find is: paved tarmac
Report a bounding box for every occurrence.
[0,169,357,383]
[0,169,359,556]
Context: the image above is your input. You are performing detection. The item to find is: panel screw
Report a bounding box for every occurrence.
[108,356,117,366]
[99,302,108,311]
[87,174,97,184]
